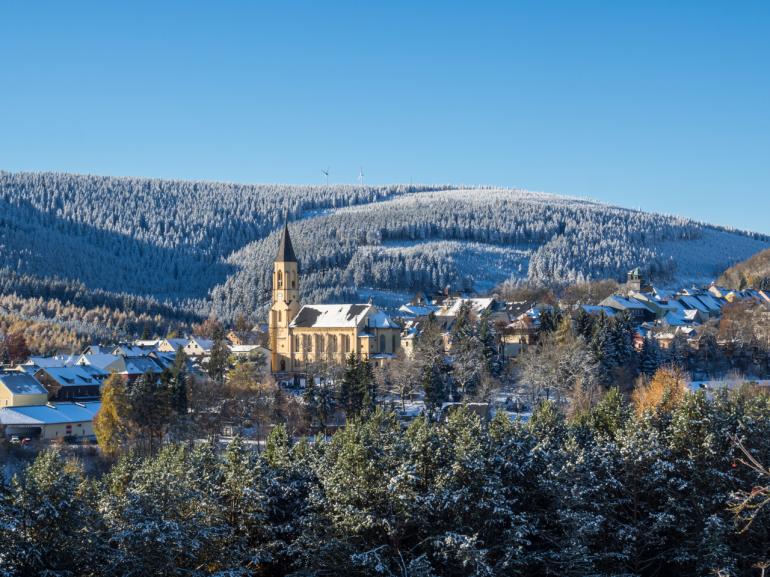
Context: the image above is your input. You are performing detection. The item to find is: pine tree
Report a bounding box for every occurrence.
[640,337,660,377]
[169,347,189,416]
[574,308,594,341]
[591,312,619,385]
[207,324,230,384]
[126,371,172,454]
[478,308,500,374]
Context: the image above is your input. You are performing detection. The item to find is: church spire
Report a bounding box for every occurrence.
[275,219,297,263]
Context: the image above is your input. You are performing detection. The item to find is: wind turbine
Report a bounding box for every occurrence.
[321,166,330,186]
[358,166,364,186]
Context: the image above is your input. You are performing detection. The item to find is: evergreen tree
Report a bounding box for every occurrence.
[207,323,230,384]
[574,307,594,341]
[5,451,104,576]
[168,347,189,416]
[478,308,500,374]
[591,312,619,385]
[126,371,172,454]
[640,336,661,377]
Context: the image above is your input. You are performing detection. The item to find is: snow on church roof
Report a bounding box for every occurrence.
[291,304,371,328]
[290,304,398,330]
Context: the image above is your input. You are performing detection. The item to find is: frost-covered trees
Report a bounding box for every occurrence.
[2,171,768,322]
[3,387,770,576]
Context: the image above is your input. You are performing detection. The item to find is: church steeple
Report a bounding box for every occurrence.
[275,221,297,263]
[269,218,301,374]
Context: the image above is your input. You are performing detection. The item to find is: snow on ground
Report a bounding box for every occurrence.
[689,378,770,394]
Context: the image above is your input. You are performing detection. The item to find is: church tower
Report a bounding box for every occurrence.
[269,221,301,373]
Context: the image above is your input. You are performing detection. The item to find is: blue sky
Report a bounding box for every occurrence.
[2,1,769,233]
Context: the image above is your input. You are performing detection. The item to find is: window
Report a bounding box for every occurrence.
[379,334,386,352]
[317,335,325,353]
[277,270,283,288]
[392,334,397,352]
[342,335,350,353]
[303,334,312,352]
[328,335,337,353]
[278,311,282,322]
[295,335,300,351]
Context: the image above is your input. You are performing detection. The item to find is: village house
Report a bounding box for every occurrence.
[0,372,49,407]
[183,336,214,358]
[156,337,191,353]
[500,314,539,358]
[268,222,401,374]
[0,401,101,441]
[33,365,107,402]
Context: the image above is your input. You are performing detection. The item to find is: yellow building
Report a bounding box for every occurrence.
[0,373,49,407]
[269,223,401,374]
[0,401,101,440]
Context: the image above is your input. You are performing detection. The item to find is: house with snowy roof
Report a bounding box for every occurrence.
[0,401,101,440]
[183,337,214,358]
[268,221,401,374]
[33,365,107,402]
[0,372,49,407]
[599,295,657,323]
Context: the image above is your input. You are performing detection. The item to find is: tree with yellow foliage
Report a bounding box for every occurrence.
[93,374,130,457]
[632,365,689,416]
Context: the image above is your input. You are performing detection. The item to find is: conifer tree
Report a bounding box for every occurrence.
[207,324,230,384]
[640,336,661,377]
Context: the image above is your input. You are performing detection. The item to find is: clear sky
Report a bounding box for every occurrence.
[2,1,769,233]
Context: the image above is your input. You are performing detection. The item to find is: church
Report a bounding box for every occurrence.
[268,222,401,374]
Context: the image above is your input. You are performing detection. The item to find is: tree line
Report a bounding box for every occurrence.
[2,384,770,576]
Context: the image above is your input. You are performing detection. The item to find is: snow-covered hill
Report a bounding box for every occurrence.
[1,171,767,321]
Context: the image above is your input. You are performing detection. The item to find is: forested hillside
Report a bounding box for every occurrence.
[210,190,770,319]
[1,171,768,323]
[718,247,770,290]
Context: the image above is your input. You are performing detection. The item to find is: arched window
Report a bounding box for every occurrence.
[277,270,283,289]
[379,334,386,352]
[329,335,337,353]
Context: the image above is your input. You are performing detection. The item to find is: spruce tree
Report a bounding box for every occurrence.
[207,324,230,384]
[640,337,660,377]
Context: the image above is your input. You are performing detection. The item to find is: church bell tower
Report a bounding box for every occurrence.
[269,221,300,373]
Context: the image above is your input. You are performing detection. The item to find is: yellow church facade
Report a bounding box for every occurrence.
[268,223,401,374]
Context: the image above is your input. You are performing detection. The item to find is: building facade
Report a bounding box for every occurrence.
[268,223,401,374]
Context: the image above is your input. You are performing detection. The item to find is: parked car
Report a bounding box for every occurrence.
[20,437,32,447]
[9,436,20,445]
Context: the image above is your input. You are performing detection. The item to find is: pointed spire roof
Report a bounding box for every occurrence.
[275,220,297,263]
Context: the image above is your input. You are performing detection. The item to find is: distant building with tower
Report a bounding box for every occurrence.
[268,222,401,375]
[626,267,652,294]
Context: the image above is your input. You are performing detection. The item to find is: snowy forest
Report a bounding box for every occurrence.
[2,391,770,577]
[2,171,769,324]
